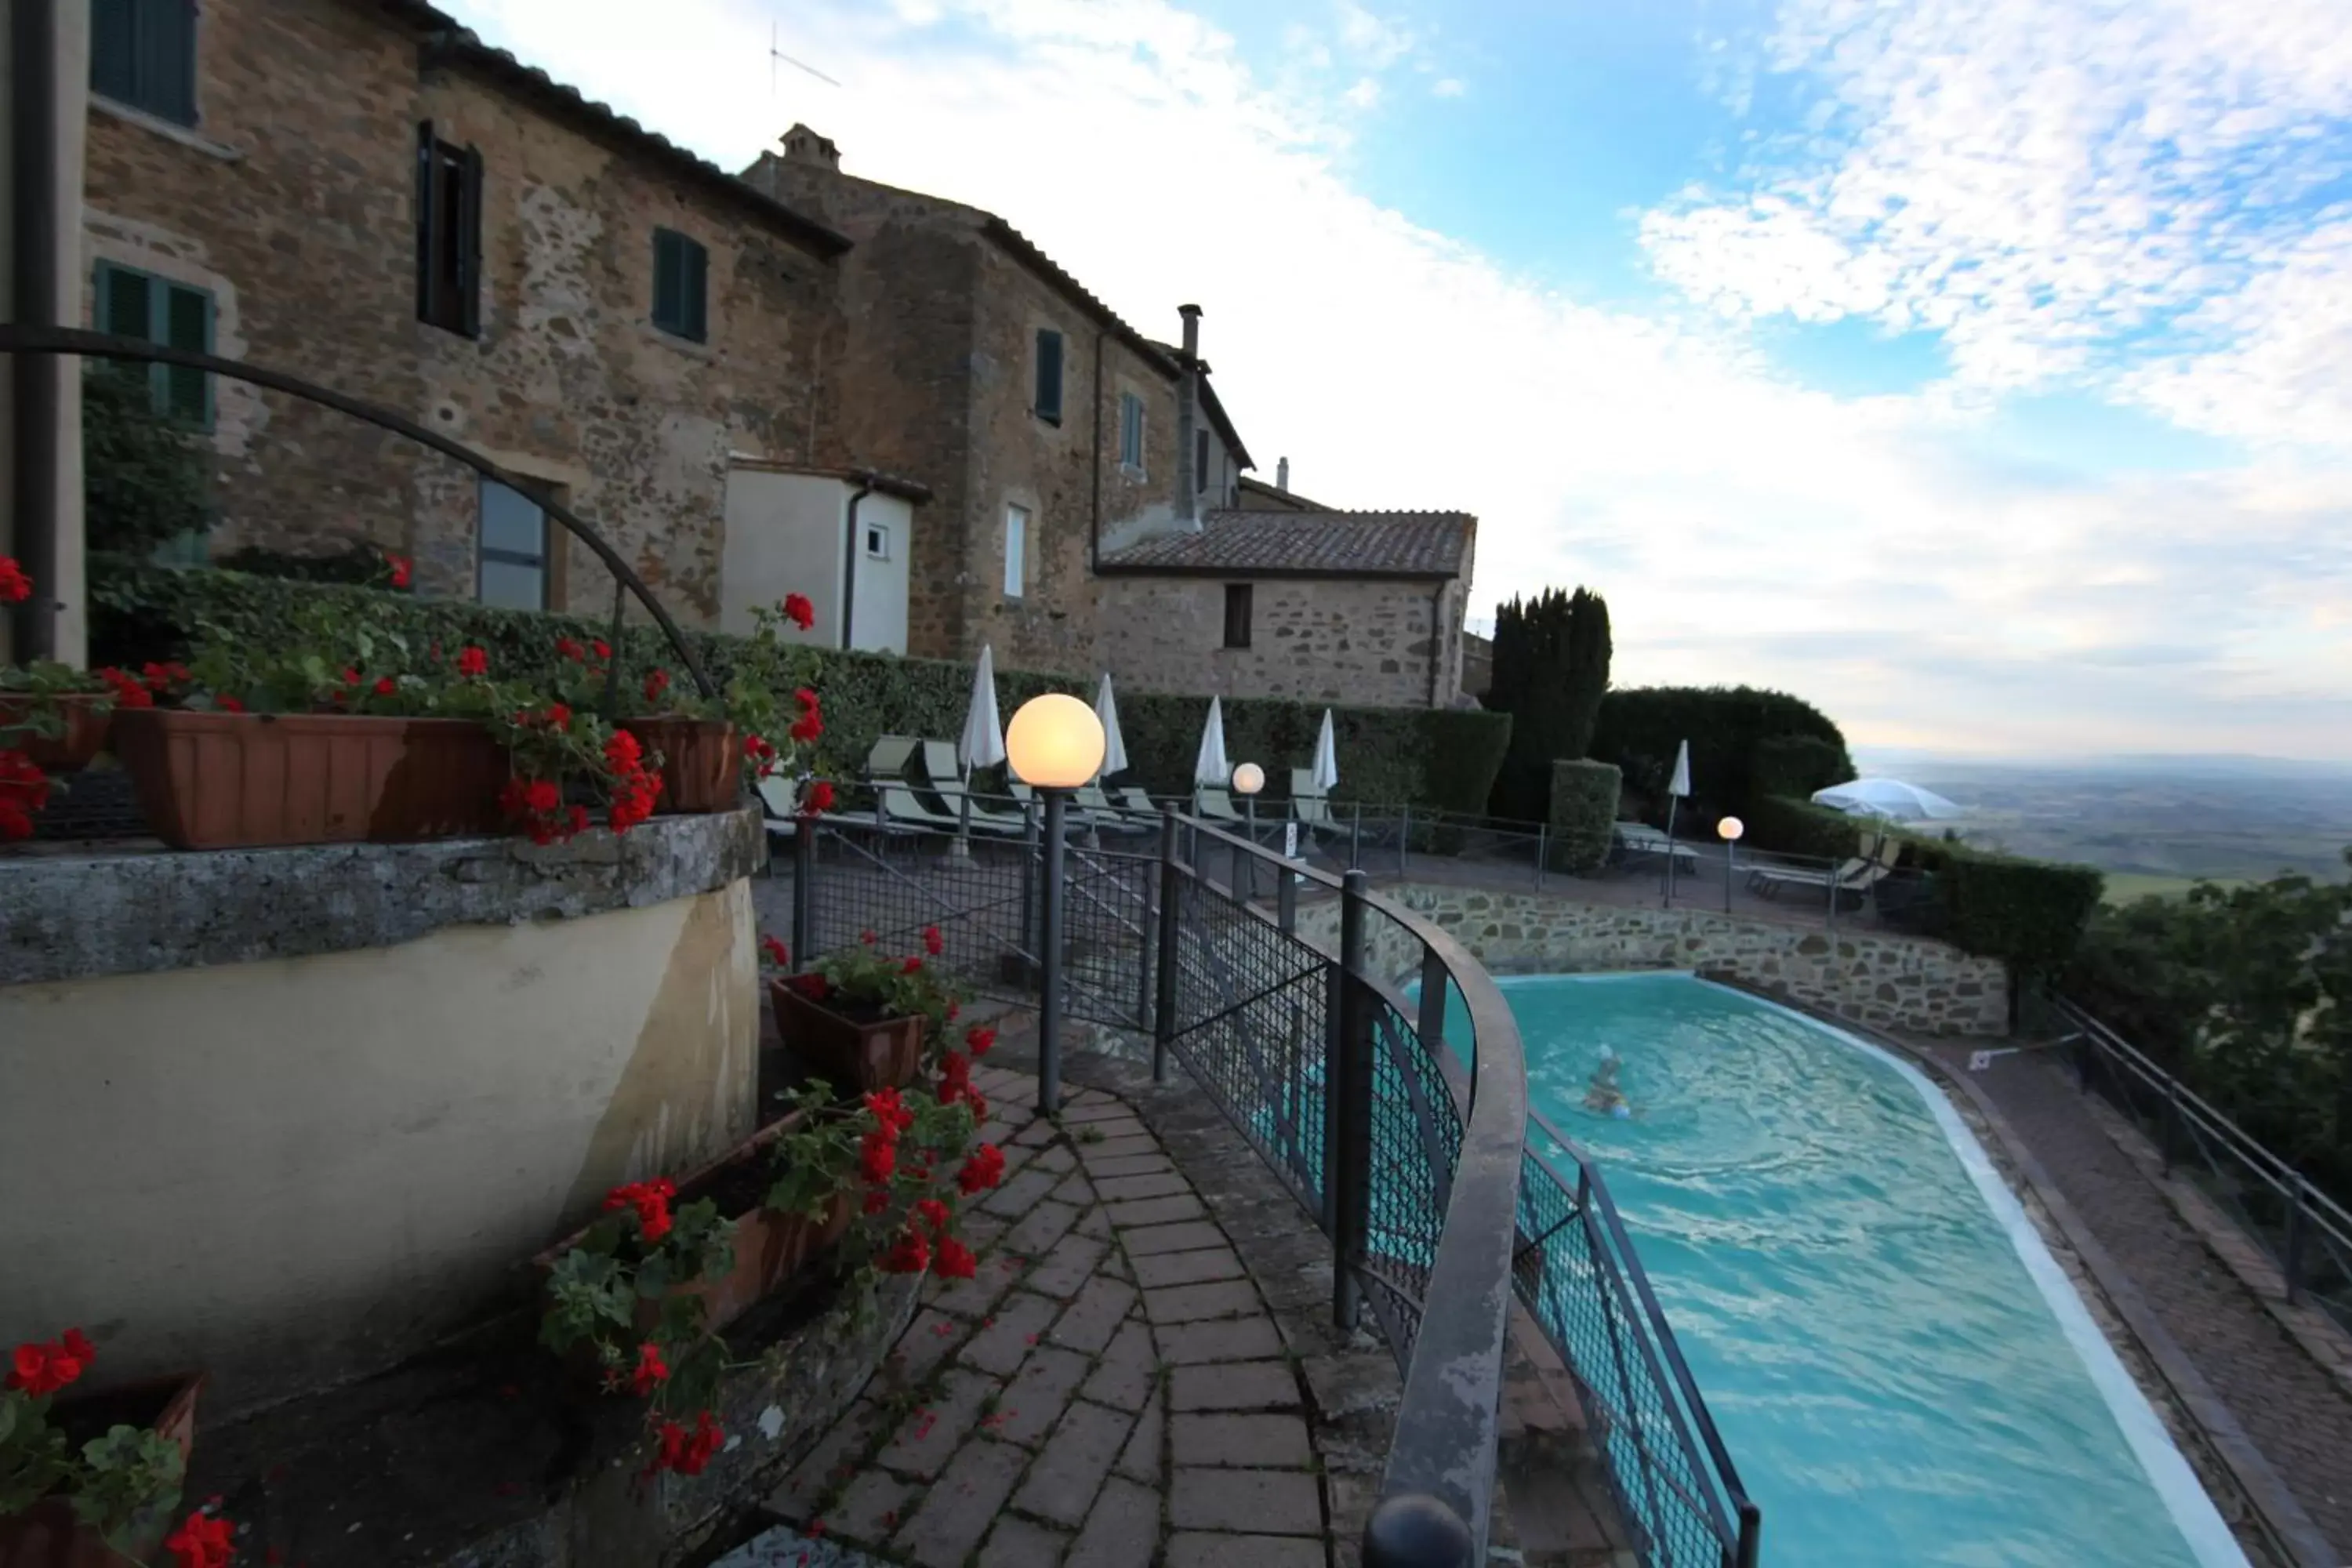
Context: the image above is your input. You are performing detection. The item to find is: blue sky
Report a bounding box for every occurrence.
[448,0,2352,761]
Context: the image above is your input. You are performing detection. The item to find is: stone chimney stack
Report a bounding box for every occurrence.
[1276,456,1289,493]
[779,123,840,171]
[1176,305,1203,530]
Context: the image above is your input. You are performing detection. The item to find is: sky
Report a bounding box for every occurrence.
[445,0,2352,762]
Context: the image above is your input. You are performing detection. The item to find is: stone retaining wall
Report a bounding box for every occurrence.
[1301,881,2009,1037]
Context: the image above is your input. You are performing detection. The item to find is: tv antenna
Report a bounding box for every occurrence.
[771,20,840,91]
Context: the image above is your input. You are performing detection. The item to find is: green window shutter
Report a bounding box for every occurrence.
[651,230,681,332]
[1035,329,1063,423]
[143,0,198,125]
[457,143,485,338]
[685,239,708,342]
[97,263,151,340]
[91,0,136,103]
[163,282,212,426]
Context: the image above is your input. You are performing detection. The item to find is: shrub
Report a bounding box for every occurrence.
[1752,733,1852,800]
[1748,796,1861,860]
[86,557,1512,816]
[1907,839,2104,979]
[81,369,211,557]
[1548,758,1622,875]
[1486,586,1611,822]
[1591,685,1853,825]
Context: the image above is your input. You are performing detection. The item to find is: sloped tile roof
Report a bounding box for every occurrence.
[1099,509,1472,579]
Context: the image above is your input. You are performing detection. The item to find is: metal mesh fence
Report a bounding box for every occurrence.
[1352,996,1461,1358]
[1518,1130,1749,1568]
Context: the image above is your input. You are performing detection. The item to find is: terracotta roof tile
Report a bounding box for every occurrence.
[1099,509,1472,579]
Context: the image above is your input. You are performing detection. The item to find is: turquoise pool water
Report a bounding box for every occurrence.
[1490,972,2246,1568]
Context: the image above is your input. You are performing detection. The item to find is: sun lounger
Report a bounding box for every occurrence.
[1750,857,1890,906]
[1004,779,1096,833]
[1193,784,1249,827]
[1288,769,1340,840]
[1613,822,1698,873]
[917,740,1028,834]
[1075,782,1153,832]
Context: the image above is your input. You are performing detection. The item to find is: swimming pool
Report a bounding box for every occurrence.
[1491,971,2248,1568]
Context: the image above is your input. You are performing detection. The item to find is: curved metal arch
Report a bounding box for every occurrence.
[0,324,717,699]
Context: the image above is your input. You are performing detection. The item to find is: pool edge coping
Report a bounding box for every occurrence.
[1699,975,2334,1568]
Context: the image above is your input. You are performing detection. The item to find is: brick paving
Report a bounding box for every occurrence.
[718,1064,1337,1568]
[1931,1044,2352,1561]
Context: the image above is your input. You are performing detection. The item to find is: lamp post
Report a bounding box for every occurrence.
[1007,692,1108,1116]
[1718,816,1744,915]
[1232,761,1265,902]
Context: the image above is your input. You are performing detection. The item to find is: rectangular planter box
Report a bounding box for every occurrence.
[0,692,112,775]
[0,1373,205,1568]
[769,978,926,1093]
[533,1110,852,1355]
[111,710,508,850]
[617,717,738,815]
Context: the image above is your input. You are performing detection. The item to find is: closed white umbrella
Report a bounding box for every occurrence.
[1310,710,1339,792]
[1668,740,1691,800]
[1664,739,1692,904]
[959,644,1007,775]
[1093,673,1130,781]
[1812,778,1962,822]
[1193,697,1231,786]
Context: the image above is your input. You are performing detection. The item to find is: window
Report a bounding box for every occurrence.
[1119,392,1145,470]
[93,261,212,426]
[1004,505,1029,599]
[1222,583,1254,649]
[91,0,197,125]
[477,480,550,610]
[1196,430,1211,494]
[1033,329,1064,425]
[416,123,484,337]
[651,228,709,342]
[864,521,891,561]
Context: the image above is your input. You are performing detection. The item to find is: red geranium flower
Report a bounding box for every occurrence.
[372,676,398,697]
[456,646,490,679]
[760,935,789,967]
[864,1088,914,1136]
[922,925,944,956]
[901,956,924,975]
[164,1508,235,1568]
[956,1144,1007,1196]
[214,695,245,713]
[800,780,836,818]
[94,668,154,709]
[965,1025,998,1059]
[604,1178,676,1243]
[629,1341,670,1396]
[556,637,586,662]
[880,1229,931,1275]
[913,1197,950,1235]
[644,667,670,702]
[652,1410,724,1476]
[384,554,412,590]
[781,592,815,631]
[0,557,31,603]
[5,1334,89,1397]
[593,639,612,661]
[858,1132,896,1186]
[935,1236,978,1280]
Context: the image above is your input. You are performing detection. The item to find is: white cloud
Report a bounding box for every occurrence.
[441,0,2352,758]
[1432,76,1466,99]
[1641,0,2352,455]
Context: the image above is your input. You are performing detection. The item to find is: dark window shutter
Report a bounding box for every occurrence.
[163,283,211,424]
[98,263,151,341]
[91,0,136,102]
[457,143,485,337]
[415,122,441,325]
[145,0,198,124]
[1036,329,1063,423]
[1224,584,1253,649]
[685,240,708,342]
[652,230,681,331]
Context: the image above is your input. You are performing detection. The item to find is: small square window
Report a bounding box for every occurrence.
[865,522,891,560]
[652,227,709,342]
[1119,392,1145,470]
[478,479,550,610]
[1004,505,1029,599]
[1223,583,1253,649]
[416,124,483,337]
[93,260,213,427]
[91,0,198,126]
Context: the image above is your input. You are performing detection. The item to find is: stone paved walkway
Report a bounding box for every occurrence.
[1927,1042,2352,1564]
[718,1062,1337,1568]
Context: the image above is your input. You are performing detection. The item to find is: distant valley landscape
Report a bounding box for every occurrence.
[1847,751,2352,898]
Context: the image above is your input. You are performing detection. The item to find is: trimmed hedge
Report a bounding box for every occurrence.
[88,557,1512,815]
[1548,759,1622,876]
[1907,839,2106,979]
[1590,686,1854,832]
[1748,796,1862,862]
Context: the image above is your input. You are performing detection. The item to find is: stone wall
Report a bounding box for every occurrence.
[749,152,1186,671]
[82,0,844,626]
[1095,574,1457,708]
[1298,881,2009,1036]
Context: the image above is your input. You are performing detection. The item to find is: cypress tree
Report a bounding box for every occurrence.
[1484,586,1610,822]
[1562,587,1613,759]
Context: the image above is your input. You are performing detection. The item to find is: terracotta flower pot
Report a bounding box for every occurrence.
[769,978,927,1092]
[111,710,508,849]
[533,1110,854,1377]
[618,717,738,815]
[0,692,112,774]
[0,1374,205,1568]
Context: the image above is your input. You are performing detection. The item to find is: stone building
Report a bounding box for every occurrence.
[78,0,858,630]
[1095,508,1477,709]
[746,127,1218,672]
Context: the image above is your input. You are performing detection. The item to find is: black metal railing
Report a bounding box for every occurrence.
[773,800,1755,1567]
[2045,996,2352,1332]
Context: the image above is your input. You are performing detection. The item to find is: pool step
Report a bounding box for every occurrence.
[1497,1307,1638,1568]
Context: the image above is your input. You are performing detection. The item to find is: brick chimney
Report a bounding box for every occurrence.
[1276,456,1289,493]
[779,123,840,171]
[1176,304,1203,531]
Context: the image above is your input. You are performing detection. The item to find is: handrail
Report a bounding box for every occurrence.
[2052,996,2352,1309]
[0,325,719,699]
